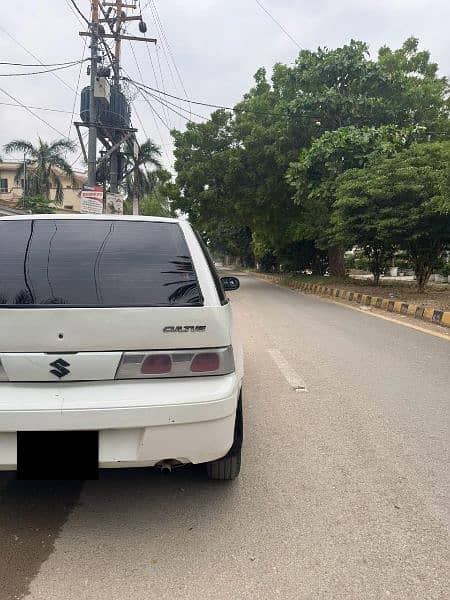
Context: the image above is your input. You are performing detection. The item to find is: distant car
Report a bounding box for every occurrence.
[0,215,243,480]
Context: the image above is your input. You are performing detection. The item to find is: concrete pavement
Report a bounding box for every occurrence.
[0,272,448,600]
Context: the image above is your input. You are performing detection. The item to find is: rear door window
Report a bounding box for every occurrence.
[0,219,203,307]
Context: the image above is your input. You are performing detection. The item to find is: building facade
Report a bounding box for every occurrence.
[0,161,86,213]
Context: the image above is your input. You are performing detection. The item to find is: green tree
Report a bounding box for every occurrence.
[287,125,422,277]
[172,38,449,274]
[3,138,76,205]
[334,142,450,291]
[16,195,55,214]
[122,138,162,213]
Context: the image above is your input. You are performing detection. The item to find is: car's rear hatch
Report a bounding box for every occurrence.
[0,217,230,382]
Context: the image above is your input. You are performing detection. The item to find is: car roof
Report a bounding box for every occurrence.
[0,214,181,223]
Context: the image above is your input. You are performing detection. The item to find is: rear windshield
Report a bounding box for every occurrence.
[0,219,203,307]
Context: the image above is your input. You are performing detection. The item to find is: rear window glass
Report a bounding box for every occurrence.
[0,219,203,307]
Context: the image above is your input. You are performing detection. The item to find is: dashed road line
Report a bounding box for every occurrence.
[267,348,308,392]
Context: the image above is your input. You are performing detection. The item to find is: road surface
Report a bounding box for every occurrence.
[0,272,449,600]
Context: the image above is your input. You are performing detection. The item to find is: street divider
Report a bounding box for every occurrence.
[247,272,450,329]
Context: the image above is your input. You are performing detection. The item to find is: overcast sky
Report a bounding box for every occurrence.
[0,0,448,172]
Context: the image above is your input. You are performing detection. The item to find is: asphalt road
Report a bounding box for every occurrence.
[0,272,449,600]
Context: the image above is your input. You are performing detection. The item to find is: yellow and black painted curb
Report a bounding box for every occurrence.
[251,272,450,328]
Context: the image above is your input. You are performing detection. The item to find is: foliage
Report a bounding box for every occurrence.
[121,138,162,202]
[123,168,172,217]
[171,37,450,286]
[16,195,55,214]
[334,142,450,291]
[3,138,76,204]
[287,124,426,277]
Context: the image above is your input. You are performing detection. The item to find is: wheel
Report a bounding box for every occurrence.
[206,392,243,481]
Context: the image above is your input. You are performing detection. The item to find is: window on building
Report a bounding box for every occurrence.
[0,179,8,193]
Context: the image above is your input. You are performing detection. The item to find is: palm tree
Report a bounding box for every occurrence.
[122,139,162,214]
[3,137,76,205]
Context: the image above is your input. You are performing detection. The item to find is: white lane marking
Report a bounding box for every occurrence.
[267,349,308,392]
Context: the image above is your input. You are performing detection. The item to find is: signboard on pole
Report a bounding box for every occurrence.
[105,192,123,215]
[80,185,104,214]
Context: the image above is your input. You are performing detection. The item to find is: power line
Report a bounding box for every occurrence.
[125,78,297,118]
[143,36,172,127]
[0,59,87,67]
[153,44,173,129]
[133,83,172,133]
[68,0,90,26]
[254,0,301,50]
[67,39,88,146]
[127,43,170,161]
[0,87,69,137]
[147,0,192,121]
[147,1,178,94]
[143,89,207,122]
[0,101,73,114]
[0,25,78,93]
[0,59,88,77]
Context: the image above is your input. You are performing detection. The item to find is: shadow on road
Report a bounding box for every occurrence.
[0,475,83,600]
[0,465,238,600]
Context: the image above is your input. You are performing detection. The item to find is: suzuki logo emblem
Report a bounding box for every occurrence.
[49,358,71,379]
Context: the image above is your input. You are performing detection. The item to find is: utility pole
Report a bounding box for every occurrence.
[87,0,99,186]
[79,0,156,212]
[23,152,27,198]
[109,0,122,194]
[132,139,139,215]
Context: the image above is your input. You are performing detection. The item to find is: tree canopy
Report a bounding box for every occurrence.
[171,37,450,287]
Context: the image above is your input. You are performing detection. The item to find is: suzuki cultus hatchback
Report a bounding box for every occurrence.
[0,215,243,480]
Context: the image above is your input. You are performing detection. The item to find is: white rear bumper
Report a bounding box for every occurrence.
[0,374,240,469]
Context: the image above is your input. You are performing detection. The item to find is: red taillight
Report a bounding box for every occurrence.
[141,354,172,374]
[190,352,220,373]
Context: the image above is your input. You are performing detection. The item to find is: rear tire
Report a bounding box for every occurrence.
[206,452,241,480]
[205,391,243,481]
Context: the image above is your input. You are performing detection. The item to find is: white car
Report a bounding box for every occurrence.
[0,215,243,480]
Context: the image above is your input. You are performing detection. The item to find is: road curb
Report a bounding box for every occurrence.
[245,272,450,329]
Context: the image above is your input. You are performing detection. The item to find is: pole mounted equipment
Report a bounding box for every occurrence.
[79,0,157,211]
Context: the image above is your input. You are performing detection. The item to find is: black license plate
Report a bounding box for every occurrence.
[17,431,99,480]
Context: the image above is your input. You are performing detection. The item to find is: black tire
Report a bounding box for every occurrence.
[205,392,243,481]
[205,452,241,480]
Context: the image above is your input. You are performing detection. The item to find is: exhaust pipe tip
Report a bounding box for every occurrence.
[156,459,180,474]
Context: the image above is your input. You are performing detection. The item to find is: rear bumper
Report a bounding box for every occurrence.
[0,374,240,469]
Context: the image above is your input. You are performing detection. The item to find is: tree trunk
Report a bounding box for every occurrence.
[328,246,346,278]
[373,272,380,286]
[416,268,431,293]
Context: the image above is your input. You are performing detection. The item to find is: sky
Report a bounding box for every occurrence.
[0,0,449,173]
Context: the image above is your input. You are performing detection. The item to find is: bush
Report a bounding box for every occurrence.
[440,262,450,277]
[354,256,370,271]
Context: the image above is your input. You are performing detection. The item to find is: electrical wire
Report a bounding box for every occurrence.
[153,45,173,129]
[147,0,192,121]
[0,87,69,137]
[254,0,301,50]
[133,84,172,133]
[0,59,88,77]
[128,43,170,161]
[69,0,90,26]
[70,132,89,168]
[0,101,73,114]
[143,38,172,127]
[143,89,207,122]
[0,25,78,93]
[125,78,299,118]
[0,59,87,67]
[67,39,88,147]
